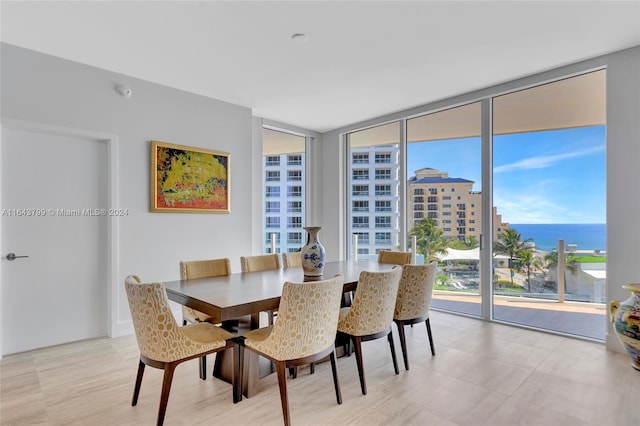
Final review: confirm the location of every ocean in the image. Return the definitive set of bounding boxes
[509,224,606,252]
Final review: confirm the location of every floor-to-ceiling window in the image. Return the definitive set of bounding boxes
[343,70,607,341]
[263,128,306,254]
[406,102,485,317]
[491,70,607,339]
[346,122,401,261]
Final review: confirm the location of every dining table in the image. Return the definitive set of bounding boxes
[163,260,394,397]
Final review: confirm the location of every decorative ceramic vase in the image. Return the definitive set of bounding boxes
[610,283,640,371]
[301,226,325,277]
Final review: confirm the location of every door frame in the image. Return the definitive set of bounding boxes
[0,118,120,357]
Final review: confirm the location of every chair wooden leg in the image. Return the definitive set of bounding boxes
[329,351,342,405]
[199,356,207,380]
[396,321,410,370]
[426,318,435,356]
[132,359,145,406]
[275,361,291,426]
[387,331,399,375]
[157,363,177,426]
[352,336,367,395]
[309,363,315,374]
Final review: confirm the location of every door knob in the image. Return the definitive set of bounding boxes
[6,253,29,261]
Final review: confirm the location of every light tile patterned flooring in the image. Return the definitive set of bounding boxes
[1,311,638,425]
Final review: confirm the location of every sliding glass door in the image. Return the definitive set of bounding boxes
[406,102,488,317]
[491,70,607,339]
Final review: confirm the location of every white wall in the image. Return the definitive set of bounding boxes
[604,45,640,351]
[0,43,256,343]
[321,46,640,352]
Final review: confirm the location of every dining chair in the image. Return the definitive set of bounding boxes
[240,274,345,426]
[377,250,412,265]
[124,275,241,426]
[179,257,232,380]
[393,262,438,370]
[282,252,302,268]
[180,258,231,326]
[240,253,281,272]
[336,267,403,395]
[240,253,281,325]
[282,250,312,377]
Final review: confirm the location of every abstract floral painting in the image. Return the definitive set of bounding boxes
[151,141,230,213]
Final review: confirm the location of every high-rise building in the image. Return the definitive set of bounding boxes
[263,152,305,254]
[407,168,508,241]
[348,145,400,260]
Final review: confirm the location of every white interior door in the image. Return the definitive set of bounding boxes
[1,126,108,354]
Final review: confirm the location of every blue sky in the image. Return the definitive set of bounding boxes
[406,126,606,224]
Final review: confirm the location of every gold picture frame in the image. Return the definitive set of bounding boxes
[151,141,230,213]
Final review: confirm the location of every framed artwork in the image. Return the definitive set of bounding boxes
[151,141,230,213]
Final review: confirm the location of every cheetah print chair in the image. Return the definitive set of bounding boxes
[125,275,240,426]
[240,274,345,426]
[393,261,438,370]
[337,266,403,395]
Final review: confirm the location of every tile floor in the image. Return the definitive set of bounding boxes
[1,311,638,425]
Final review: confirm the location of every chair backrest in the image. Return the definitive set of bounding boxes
[249,274,345,360]
[125,275,212,362]
[377,250,412,265]
[180,258,231,279]
[340,267,403,336]
[240,253,281,272]
[282,252,302,268]
[394,262,438,321]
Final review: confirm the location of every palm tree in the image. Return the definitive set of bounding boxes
[408,217,449,260]
[493,228,532,286]
[517,248,542,292]
[544,249,579,293]
[465,235,479,249]
[448,235,479,250]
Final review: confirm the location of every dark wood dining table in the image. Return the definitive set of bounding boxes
[163,260,394,397]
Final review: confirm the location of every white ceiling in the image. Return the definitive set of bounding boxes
[1,1,639,133]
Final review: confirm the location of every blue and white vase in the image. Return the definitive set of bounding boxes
[301,226,325,277]
[610,283,640,370]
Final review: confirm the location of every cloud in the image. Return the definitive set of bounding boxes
[495,192,568,223]
[494,182,604,224]
[494,145,604,173]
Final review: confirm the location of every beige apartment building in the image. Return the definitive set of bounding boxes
[407,168,508,241]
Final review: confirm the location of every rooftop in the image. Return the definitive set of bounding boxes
[410,177,474,184]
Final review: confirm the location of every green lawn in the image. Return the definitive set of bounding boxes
[574,255,607,263]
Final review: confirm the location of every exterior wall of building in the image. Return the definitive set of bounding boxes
[263,153,306,254]
[407,168,506,241]
[493,206,509,236]
[348,145,400,260]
